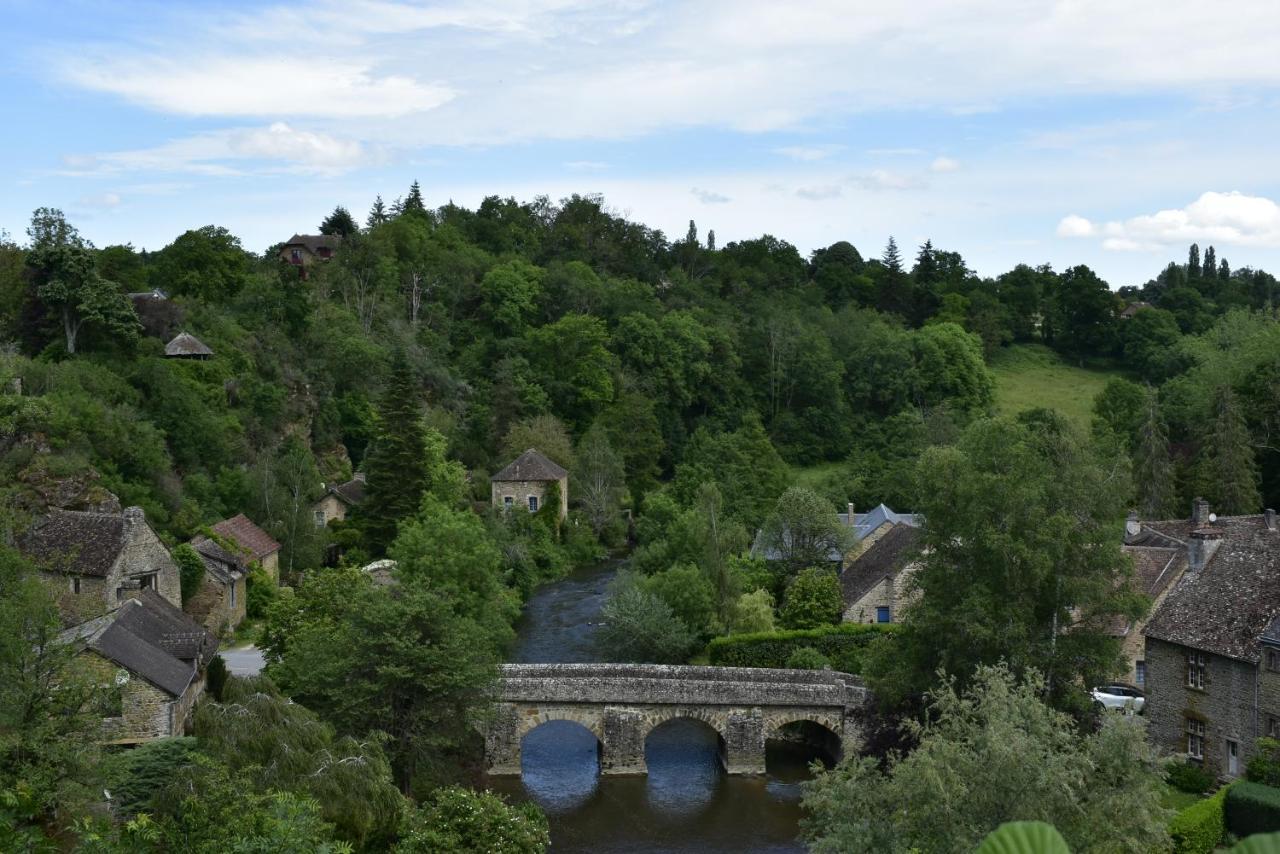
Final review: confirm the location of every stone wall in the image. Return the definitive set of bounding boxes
[1146,637,1257,779]
[843,564,918,624]
[115,510,181,609]
[184,574,246,635]
[260,551,279,583]
[314,494,347,527]
[491,477,569,520]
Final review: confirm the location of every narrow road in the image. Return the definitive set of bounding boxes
[221,644,265,677]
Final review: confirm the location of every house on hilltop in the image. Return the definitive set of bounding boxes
[60,589,217,743]
[184,536,248,634]
[841,524,922,624]
[211,513,281,582]
[163,332,213,360]
[1140,500,1280,780]
[279,234,340,268]
[491,449,568,520]
[20,506,181,625]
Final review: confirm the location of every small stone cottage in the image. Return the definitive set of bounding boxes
[491,449,569,520]
[211,514,281,583]
[279,234,340,267]
[841,524,922,624]
[21,507,181,624]
[60,588,217,743]
[184,536,248,634]
[312,474,366,527]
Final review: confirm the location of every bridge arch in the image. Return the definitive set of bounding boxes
[765,713,845,769]
[642,709,729,772]
[515,707,606,744]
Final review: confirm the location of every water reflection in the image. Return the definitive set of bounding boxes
[644,718,722,816]
[520,720,600,813]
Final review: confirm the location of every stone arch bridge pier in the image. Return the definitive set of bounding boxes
[483,663,869,776]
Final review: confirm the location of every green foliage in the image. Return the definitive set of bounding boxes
[1170,785,1228,854]
[1167,759,1215,794]
[205,655,228,702]
[101,737,199,818]
[1250,739,1280,788]
[394,787,549,853]
[1228,782,1280,839]
[672,416,789,528]
[639,563,716,636]
[1196,385,1262,515]
[1233,832,1280,853]
[172,543,205,605]
[779,567,842,629]
[976,821,1070,854]
[707,623,893,674]
[598,580,698,664]
[784,646,831,670]
[246,567,276,619]
[728,588,776,634]
[500,415,577,472]
[359,353,429,553]
[801,664,1171,854]
[759,487,851,574]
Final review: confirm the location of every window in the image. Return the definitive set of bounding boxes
[1136,660,1146,686]
[230,582,237,609]
[139,573,156,591]
[1268,649,1280,673]
[314,509,326,528]
[1186,718,1205,759]
[116,586,125,602]
[70,576,80,594]
[876,606,892,623]
[1228,739,1240,776]
[290,248,302,262]
[528,495,539,512]
[1269,716,1280,738]
[1187,650,1207,689]
[503,496,514,509]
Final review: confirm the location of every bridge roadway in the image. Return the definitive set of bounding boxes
[482,663,869,776]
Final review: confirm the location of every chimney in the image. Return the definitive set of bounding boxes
[122,506,145,536]
[1187,526,1224,573]
[1266,509,1277,532]
[354,472,367,483]
[1124,510,1141,544]
[1191,498,1211,528]
[847,503,855,527]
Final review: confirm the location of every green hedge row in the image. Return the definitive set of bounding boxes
[707,623,897,673]
[1228,782,1280,839]
[1170,785,1228,854]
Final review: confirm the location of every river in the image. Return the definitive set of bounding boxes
[487,560,814,853]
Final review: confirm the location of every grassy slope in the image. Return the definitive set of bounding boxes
[988,344,1125,430]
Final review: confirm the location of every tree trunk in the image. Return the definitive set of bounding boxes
[63,307,79,354]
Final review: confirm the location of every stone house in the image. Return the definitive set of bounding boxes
[312,473,366,527]
[184,536,247,634]
[279,234,340,268]
[841,524,922,624]
[163,332,213,360]
[60,588,217,744]
[20,507,181,625]
[1142,501,1280,780]
[491,449,569,520]
[1113,511,1190,689]
[750,502,921,568]
[211,513,281,583]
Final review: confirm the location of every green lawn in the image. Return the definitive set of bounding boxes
[789,461,844,490]
[1160,784,1204,812]
[988,344,1126,430]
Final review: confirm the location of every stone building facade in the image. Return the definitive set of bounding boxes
[212,513,281,583]
[491,449,569,520]
[841,524,921,624]
[184,537,247,635]
[312,474,365,527]
[21,506,181,624]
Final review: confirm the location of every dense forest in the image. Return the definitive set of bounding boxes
[2,185,1280,850]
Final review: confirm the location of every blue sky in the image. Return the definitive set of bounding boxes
[5,0,1280,287]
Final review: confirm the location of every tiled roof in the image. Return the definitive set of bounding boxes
[1144,515,1280,663]
[752,503,921,562]
[329,476,366,505]
[841,525,921,608]
[283,234,341,254]
[211,514,280,561]
[1108,544,1187,637]
[20,509,127,577]
[164,332,213,357]
[190,536,246,584]
[491,449,568,482]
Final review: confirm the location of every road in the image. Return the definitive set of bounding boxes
[221,644,265,677]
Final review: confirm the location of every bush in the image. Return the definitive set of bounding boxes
[1228,782,1280,839]
[779,567,842,629]
[1168,759,1216,794]
[598,584,698,663]
[205,655,228,702]
[1248,738,1280,787]
[707,623,895,674]
[784,646,830,670]
[246,567,276,619]
[394,786,549,853]
[1171,785,1228,854]
[101,737,200,817]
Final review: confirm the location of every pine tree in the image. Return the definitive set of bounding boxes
[1203,246,1216,281]
[366,195,388,228]
[358,353,430,553]
[913,239,938,287]
[319,206,358,238]
[1219,258,1231,281]
[1133,389,1176,518]
[1197,385,1261,515]
[402,181,426,215]
[1187,243,1201,283]
[883,236,903,273]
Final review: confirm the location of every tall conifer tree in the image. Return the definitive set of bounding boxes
[366,195,388,228]
[1197,385,1261,515]
[1187,243,1201,285]
[402,181,427,215]
[359,353,430,552]
[1134,389,1176,518]
[1203,245,1217,281]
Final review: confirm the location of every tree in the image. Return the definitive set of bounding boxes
[1196,385,1262,515]
[598,580,697,663]
[729,589,775,634]
[779,567,843,629]
[1134,389,1178,518]
[760,487,852,574]
[26,209,138,354]
[523,313,616,429]
[359,354,429,553]
[173,543,205,605]
[401,181,427,216]
[479,260,543,335]
[868,417,1144,712]
[802,664,1171,854]
[695,482,748,625]
[153,225,251,303]
[1187,243,1202,284]
[640,563,716,636]
[671,416,789,528]
[576,422,626,536]
[1045,265,1117,363]
[253,435,324,578]
[395,787,548,853]
[367,196,389,228]
[1091,377,1146,452]
[1121,307,1182,381]
[319,206,358,239]
[500,414,576,472]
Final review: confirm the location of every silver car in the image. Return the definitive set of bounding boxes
[1092,683,1145,713]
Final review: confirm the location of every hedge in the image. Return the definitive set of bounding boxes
[1170,785,1228,854]
[1228,782,1280,839]
[707,623,897,673]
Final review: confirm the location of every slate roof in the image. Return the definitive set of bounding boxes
[190,536,246,584]
[491,449,569,482]
[841,524,922,608]
[164,332,214,357]
[1108,544,1187,637]
[20,509,127,577]
[328,476,366,506]
[752,503,921,563]
[1144,515,1280,663]
[211,514,280,561]
[283,234,341,254]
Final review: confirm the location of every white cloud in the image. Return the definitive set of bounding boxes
[63,123,373,177]
[796,184,842,200]
[930,156,960,173]
[691,187,731,204]
[1060,191,1280,250]
[79,192,121,209]
[774,144,844,161]
[854,169,926,191]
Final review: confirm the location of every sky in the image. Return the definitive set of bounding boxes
[5,0,1280,288]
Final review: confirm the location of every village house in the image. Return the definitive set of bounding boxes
[211,513,281,583]
[491,449,569,520]
[279,234,340,268]
[1114,510,1191,689]
[841,524,923,624]
[1141,500,1280,780]
[59,589,217,744]
[163,331,214,360]
[751,502,922,568]
[313,473,366,527]
[183,536,248,634]
[20,506,181,625]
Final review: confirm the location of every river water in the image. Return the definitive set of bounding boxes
[487,560,814,853]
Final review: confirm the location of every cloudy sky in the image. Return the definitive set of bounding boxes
[5,0,1280,286]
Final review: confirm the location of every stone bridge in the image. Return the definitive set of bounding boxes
[482,663,869,776]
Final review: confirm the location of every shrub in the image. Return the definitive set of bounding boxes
[785,646,830,670]
[1168,759,1216,794]
[102,737,200,817]
[779,567,842,629]
[707,623,895,674]
[1248,738,1280,787]
[1171,785,1228,854]
[729,589,775,634]
[246,567,276,619]
[1227,782,1280,839]
[598,584,698,663]
[394,786,549,853]
[173,543,205,606]
[205,655,228,702]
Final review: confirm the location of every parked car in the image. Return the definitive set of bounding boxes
[1091,684,1145,713]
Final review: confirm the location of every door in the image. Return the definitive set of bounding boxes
[1227,740,1239,776]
